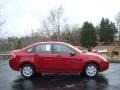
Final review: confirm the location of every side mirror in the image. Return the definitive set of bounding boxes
[70,52,76,56]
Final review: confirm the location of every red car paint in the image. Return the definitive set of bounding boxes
[9,42,109,73]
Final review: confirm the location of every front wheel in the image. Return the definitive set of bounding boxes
[83,63,98,78]
[20,64,35,78]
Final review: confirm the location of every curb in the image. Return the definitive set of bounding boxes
[108,58,120,63]
[109,60,120,63]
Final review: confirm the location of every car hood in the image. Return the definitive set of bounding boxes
[83,52,101,57]
[11,49,24,54]
[81,52,108,61]
[12,49,21,52]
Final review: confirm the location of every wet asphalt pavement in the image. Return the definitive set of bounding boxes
[0,60,120,90]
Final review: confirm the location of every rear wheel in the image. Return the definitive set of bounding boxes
[20,64,35,78]
[83,63,98,78]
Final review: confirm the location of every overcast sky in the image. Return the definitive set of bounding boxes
[0,0,120,37]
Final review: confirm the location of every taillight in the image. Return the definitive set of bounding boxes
[11,53,16,58]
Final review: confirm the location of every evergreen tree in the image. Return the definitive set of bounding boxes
[99,18,117,43]
[80,22,97,51]
[15,38,23,49]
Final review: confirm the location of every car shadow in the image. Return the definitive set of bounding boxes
[11,73,109,90]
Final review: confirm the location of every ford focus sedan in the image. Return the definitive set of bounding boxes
[9,42,109,78]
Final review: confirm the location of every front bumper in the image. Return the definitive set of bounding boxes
[99,61,109,72]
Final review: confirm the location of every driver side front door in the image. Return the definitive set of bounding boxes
[52,44,82,72]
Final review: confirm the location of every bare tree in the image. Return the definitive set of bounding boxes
[0,20,4,37]
[0,7,5,38]
[116,12,120,25]
[116,12,120,41]
[42,5,65,41]
[61,24,81,45]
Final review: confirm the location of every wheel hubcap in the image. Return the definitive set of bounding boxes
[86,65,97,77]
[22,66,33,77]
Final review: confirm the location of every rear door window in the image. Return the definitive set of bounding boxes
[35,44,51,53]
[26,44,52,54]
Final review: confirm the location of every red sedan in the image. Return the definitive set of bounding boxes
[9,42,109,78]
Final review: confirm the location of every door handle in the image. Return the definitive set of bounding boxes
[34,53,39,57]
[56,55,62,58]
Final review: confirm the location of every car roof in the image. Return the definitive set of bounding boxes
[32,41,67,45]
[22,41,81,53]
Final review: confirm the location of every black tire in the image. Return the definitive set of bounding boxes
[83,63,98,78]
[34,73,42,78]
[20,64,35,78]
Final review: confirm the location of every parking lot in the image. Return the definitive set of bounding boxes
[0,60,120,90]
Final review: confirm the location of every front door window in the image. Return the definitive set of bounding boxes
[53,44,71,54]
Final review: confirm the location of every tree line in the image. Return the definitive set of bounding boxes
[0,6,119,51]
[0,17,116,51]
